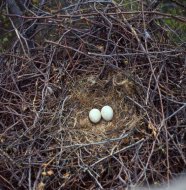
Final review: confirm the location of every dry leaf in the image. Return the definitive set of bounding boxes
[37,182,45,190]
[47,170,54,176]
[63,172,70,179]
[41,171,47,176]
[148,122,157,137]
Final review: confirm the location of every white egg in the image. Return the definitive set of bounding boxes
[101,105,114,121]
[89,108,101,123]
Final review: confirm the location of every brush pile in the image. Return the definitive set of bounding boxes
[0,1,186,189]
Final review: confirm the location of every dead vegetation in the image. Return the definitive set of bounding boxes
[0,1,186,189]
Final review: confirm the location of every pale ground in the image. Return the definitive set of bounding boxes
[135,176,186,190]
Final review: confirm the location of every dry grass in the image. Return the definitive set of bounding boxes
[67,72,142,143]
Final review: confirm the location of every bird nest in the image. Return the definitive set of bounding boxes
[0,1,186,190]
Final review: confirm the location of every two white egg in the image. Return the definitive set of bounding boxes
[89,106,113,123]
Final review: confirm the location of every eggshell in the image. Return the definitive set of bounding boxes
[101,106,113,121]
[89,108,101,123]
